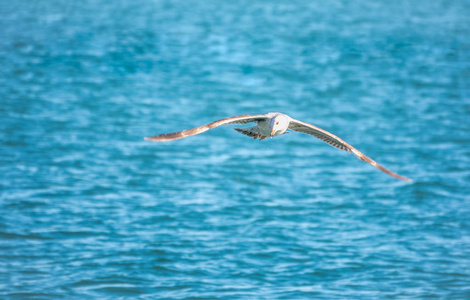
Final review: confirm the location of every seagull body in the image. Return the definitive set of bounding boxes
[145,112,412,182]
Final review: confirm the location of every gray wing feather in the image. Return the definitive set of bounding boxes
[288,120,352,152]
[145,114,268,142]
[288,119,412,182]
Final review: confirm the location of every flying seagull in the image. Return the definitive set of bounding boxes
[145,112,412,182]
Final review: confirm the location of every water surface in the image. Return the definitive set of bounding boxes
[1,0,470,298]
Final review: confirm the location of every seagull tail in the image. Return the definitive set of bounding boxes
[234,127,265,140]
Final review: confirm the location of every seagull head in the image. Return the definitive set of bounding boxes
[270,115,290,137]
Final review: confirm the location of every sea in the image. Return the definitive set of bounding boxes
[1,0,469,299]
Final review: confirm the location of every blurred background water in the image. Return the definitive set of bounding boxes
[1,0,470,299]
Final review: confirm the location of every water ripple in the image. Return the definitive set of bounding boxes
[2,0,470,299]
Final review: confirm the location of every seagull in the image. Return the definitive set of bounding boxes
[145,112,412,182]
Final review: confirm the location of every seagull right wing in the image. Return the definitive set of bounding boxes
[288,118,412,182]
[145,114,268,142]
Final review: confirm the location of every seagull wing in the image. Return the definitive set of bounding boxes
[145,114,268,142]
[288,118,412,182]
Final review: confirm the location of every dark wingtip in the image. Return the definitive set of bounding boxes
[380,168,413,183]
[401,176,413,183]
[144,136,162,141]
[144,134,179,142]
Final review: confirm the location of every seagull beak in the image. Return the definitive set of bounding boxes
[270,129,275,137]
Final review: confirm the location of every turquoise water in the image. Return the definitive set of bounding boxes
[1,0,470,298]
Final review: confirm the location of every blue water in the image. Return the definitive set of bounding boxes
[1,0,470,298]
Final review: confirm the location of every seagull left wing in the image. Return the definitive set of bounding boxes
[288,118,412,182]
[145,114,268,142]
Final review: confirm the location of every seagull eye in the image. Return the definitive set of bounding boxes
[275,122,279,125]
